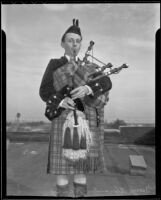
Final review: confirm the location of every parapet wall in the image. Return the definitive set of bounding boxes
[7,125,155,145]
[7,131,49,142]
[119,126,155,145]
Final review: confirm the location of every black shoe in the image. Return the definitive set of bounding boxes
[56,183,69,197]
[73,182,87,197]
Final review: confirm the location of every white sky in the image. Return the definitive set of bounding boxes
[2,3,160,123]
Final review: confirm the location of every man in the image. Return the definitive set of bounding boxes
[39,19,112,197]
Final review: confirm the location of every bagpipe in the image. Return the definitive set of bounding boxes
[45,41,129,162]
[71,41,129,107]
[80,40,129,80]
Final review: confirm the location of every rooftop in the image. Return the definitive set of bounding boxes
[7,141,155,197]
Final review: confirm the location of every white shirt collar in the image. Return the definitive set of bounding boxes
[65,54,79,62]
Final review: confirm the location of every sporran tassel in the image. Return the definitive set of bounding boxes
[63,127,72,149]
[80,135,87,149]
[73,126,80,150]
[72,109,80,150]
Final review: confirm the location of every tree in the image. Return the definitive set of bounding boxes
[16,113,21,119]
[105,119,127,129]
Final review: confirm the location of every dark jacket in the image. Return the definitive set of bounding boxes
[39,56,112,120]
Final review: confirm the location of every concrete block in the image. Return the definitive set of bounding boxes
[129,155,147,176]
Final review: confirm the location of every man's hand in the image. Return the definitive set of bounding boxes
[70,86,89,99]
[60,97,75,110]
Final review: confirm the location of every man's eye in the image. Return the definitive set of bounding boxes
[67,39,72,42]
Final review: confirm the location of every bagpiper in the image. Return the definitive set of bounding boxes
[39,19,112,197]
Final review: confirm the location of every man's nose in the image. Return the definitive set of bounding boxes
[73,41,77,46]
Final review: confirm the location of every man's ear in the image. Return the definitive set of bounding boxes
[61,41,65,48]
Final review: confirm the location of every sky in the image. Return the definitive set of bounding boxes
[2,3,160,123]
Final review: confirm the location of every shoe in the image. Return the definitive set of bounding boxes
[73,182,87,197]
[56,183,69,197]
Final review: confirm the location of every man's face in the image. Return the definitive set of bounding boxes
[61,33,82,57]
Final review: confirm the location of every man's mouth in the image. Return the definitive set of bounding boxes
[72,49,77,56]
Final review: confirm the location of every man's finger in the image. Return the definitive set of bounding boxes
[72,93,84,99]
[67,105,75,110]
[72,90,84,96]
[68,100,75,106]
[67,102,74,107]
[71,93,79,99]
[62,102,74,109]
[70,88,80,94]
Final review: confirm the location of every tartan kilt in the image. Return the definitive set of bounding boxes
[47,104,106,175]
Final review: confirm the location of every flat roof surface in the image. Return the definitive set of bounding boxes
[7,142,155,197]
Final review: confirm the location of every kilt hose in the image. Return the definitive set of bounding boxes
[47,105,106,175]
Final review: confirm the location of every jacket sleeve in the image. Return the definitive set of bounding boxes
[84,75,112,108]
[39,57,68,102]
[86,75,112,98]
[39,57,68,120]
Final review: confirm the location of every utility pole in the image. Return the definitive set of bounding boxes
[15,112,21,131]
